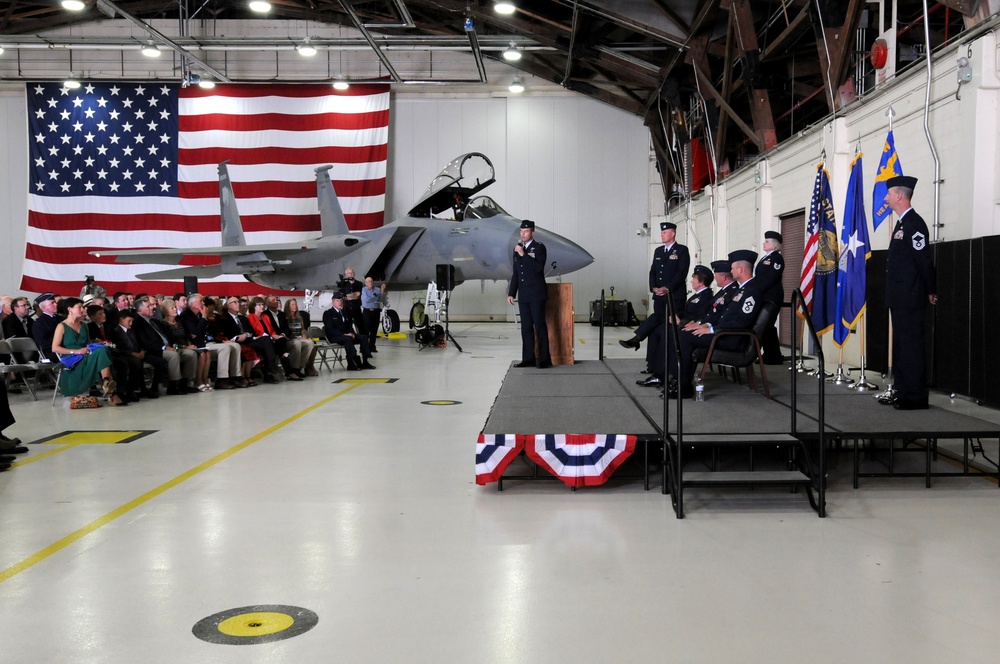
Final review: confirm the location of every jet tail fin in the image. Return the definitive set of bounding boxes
[219,161,248,247]
[316,165,351,237]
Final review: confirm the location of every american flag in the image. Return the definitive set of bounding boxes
[798,164,825,314]
[23,82,390,295]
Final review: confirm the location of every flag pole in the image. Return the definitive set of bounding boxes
[852,312,878,390]
[828,344,855,385]
[794,317,811,372]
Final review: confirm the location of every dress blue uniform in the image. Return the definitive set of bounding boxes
[754,231,785,363]
[885,176,936,409]
[508,220,551,367]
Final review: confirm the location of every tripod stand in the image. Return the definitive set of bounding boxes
[436,288,463,352]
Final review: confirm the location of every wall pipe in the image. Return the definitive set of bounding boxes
[921,0,942,241]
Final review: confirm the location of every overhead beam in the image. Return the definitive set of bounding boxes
[731,0,777,150]
[693,63,764,151]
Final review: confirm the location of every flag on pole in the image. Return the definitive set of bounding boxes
[23,81,390,295]
[834,153,871,347]
[799,164,838,336]
[872,129,903,231]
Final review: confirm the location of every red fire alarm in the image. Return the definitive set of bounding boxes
[870,39,889,70]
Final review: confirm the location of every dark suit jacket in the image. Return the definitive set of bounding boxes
[219,312,254,342]
[323,307,353,341]
[87,321,110,342]
[680,288,714,325]
[649,242,690,314]
[131,316,169,356]
[2,314,32,340]
[107,324,140,355]
[507,241,548,303]
[178,309,209,346]
[32,313,62,361]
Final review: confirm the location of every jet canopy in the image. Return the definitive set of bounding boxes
[407,152,496,219]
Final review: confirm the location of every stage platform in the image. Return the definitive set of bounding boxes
[479,357,1000,502]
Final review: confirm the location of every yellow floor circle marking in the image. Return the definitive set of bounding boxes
[193,605,319,645]
[217,612,295,637]
[421,400,462,406]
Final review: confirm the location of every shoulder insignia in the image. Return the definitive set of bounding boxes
[912,231,926,251]
[773,262,781,270]
[742,296,756,314]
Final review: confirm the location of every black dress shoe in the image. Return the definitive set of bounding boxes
[639,369,653,375]
[763,356,785,365]
[361,361,376,370]
[537,360,552,369]
[637,376,663,387]
[515,361,535,368]
[618,338,640,350]
[894,400,929,411]
[1,435,23,446]
[877,395,897,406]
[263,375,280,383]
[141,389,160,399]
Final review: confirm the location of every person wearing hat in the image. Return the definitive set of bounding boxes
[664,250,763,397]
[619,221,690,377]
[80,275,107,301]
[755,230,785,364]
[507,220,552,368]
[883,175,937,410]
[31,292,63,362]
[323,292,375,371]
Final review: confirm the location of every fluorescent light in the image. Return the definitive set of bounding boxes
[508,77,524,93]
[0,47,4,56]
[141,43,161,57]
[198,79,216,89]
[502,43,521,62]
[62,0,86,11]
[494,1,516,15]
[249,1,271,13]
[296,43,317,57]
[64,78,81,89]
[333,79,350,91]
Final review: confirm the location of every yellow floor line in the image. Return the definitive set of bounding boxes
[9,443,83,468]
[0,383,363,584]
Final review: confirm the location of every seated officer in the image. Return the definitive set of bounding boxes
[323,292,375,371]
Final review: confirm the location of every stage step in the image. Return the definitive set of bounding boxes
[680,433,801,446]
[682,470,812,487]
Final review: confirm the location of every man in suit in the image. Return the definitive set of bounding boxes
[506,219,552,368]
[105,309,149,402]
[219,296,281,383]
[323,293,374,371]
[3,297,38,363]
[31,292,62,362]
[883,175,937,410]
[132,296,196,394]
[755,230,785,364]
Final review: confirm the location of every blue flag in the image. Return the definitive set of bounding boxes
[811,166,838,337]
[834,154,871,347]
[872,130,903,230]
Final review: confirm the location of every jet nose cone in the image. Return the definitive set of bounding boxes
[545,233,594,276]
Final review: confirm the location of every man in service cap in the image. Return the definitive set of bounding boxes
[883,175,937,410]
[755,230,785,364]
[507,219,552,368]
[31,292,62,361]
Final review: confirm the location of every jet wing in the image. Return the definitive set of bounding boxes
[135,264,226,280]
[91,236,367,265]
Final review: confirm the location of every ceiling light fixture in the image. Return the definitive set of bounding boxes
[0,47,4,56]
[502,42,521,62]
[61,0,86,11]
[508,77,524,93]
[494,1,516,15]
[248,1,271,13]
[64,78,81,89]
[199,79,216,89]
[296,42,317,57]
[333,79,350,91]
[141,42,161,57]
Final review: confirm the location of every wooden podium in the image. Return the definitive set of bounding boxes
[543,283,575,365]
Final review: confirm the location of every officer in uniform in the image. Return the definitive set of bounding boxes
[883,175,937,410]
[668,250,762,398]
[507,220,552,368]
[678,265,714,326]
[619,221,690,380]
[754,230,785,364]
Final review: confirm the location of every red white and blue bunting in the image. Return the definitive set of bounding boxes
[475,433,523,485]
[476,433,637,488]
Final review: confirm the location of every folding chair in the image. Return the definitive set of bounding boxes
[0,339,41,399]
[308,325,345,372]
[3,337,62,401]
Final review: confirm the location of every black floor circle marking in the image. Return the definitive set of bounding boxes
[192,605,318,645]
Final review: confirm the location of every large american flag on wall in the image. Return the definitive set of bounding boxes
[23,82,390,295]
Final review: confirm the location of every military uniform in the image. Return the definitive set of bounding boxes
[649,241,690,318]
[755,232,785,363]
[508,221,551,367]
[887,206,936,408]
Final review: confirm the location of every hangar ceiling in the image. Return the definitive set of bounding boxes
[0,0,994,195]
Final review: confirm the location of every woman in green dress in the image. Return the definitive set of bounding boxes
[51,297,125,406]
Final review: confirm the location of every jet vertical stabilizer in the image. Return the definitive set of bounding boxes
[219,161,247,247]
[316,165,351,237]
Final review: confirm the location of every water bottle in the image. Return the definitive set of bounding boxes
[694,377,705,402]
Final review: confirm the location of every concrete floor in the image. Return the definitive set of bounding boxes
[2,322,1000,663]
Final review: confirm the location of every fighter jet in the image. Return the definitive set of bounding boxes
[92,153,594,292]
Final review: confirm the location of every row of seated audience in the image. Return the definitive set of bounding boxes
[0,289,383,408]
